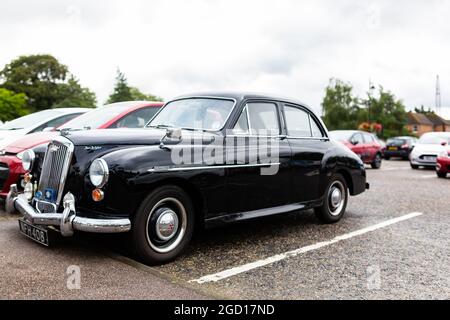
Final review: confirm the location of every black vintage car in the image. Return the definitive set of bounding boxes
[7,92,369,265]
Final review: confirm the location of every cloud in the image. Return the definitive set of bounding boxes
[1,0,450,114]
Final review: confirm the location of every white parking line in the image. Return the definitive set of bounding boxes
[420,175,436,179]
[380,167,411,172]
[190,212,423,284]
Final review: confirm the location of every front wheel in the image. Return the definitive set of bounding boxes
[437,172,447,178]
[132,185,195,265]
[411,163,419,169]
[371,153,382,169]
[315,174,348,224]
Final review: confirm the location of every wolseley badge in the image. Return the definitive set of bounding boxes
[44,188,55,202]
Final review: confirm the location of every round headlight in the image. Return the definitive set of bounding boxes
[21,149,35,171]
[89,159,109,188]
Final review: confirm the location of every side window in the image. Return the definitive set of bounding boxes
[351,133,364,145]
[310,117,324,138]
[111,107,160,128]
[232,106,249,134]
[363,133,374,143]
[284,106,311,137]
[247,102,280,135]
[31,113,82,133]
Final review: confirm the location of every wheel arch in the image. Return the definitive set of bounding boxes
[133,177,206,229]
[336,168,354,195]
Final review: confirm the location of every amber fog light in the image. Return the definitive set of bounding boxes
[24,173,32,184]
[92,189,104,202]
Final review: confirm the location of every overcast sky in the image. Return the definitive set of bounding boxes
[1,0,450,115]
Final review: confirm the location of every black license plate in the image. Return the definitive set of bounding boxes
[18,219,49,247]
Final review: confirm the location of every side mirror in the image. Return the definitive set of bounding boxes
[166,128,182,140]
[42,127,55,132]
[441,141,448,147]
[351,140,359,145]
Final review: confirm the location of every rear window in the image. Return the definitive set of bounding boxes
[387,138,406,145]
[418,134,450,145]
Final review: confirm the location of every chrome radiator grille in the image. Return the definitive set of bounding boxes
[36,138,74,212]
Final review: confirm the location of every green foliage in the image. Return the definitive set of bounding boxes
[414,105,433,115]
[0,88,28,122]
[107,69,163,103]
[363,87,409,139]
[107,69,133,103]
[321,78,408,139]
[0,54,68,111]
[53,76,97,108]
[130,87,163,102]
[322,79,361,130]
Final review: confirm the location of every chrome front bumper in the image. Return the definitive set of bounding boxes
[6,184,131,237]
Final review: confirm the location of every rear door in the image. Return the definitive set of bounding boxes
[350,133,365,160]
[283,104,330,202]
[362,132,378,161]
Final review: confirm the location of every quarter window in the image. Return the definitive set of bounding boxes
[310,118,324,138]
[284,105,314,137]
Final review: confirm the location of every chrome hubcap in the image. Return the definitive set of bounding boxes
[146,197,187,254]
[155,209,179,241]
[328,181,346,216]
[330,188,342,208]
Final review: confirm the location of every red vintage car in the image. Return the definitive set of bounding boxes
[329,130,383,169]
[0,101,163,198]
[436,150,450,178]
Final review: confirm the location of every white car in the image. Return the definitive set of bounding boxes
[0,108,88,150]
[410,132,450,169]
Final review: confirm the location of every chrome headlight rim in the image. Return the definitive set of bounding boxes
[89,158,109,188]
[21,149,36,171]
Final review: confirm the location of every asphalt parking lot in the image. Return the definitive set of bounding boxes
[1,160,449,300]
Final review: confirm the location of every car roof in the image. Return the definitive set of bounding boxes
[172,91,313,111]
[100,101,163,109]
[50,107,91,113]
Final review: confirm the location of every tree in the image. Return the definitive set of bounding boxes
[0,88,28,122]
[130,87,163,102]
[107,69,133,103]
[0,54,68,111]
[362,87,408,139]
[107,69,163,104]
[414,105,433,115]
[322,78,361,130]
[52,76,97,108]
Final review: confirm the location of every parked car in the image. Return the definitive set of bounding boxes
[384,136,418,160]
[0,108,88,150]
[0,101,163,199]
[7,92,369,265]
[376,137,387,158]
[436,150,450,178]
[410,132,450,169]
[329,130,383,169]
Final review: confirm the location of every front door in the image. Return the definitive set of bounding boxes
[225,101,292,214]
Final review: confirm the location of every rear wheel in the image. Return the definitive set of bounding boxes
[371,153,382,169]
[437,172,447,178]
[315,174,348,224]
[132,185,195,265]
